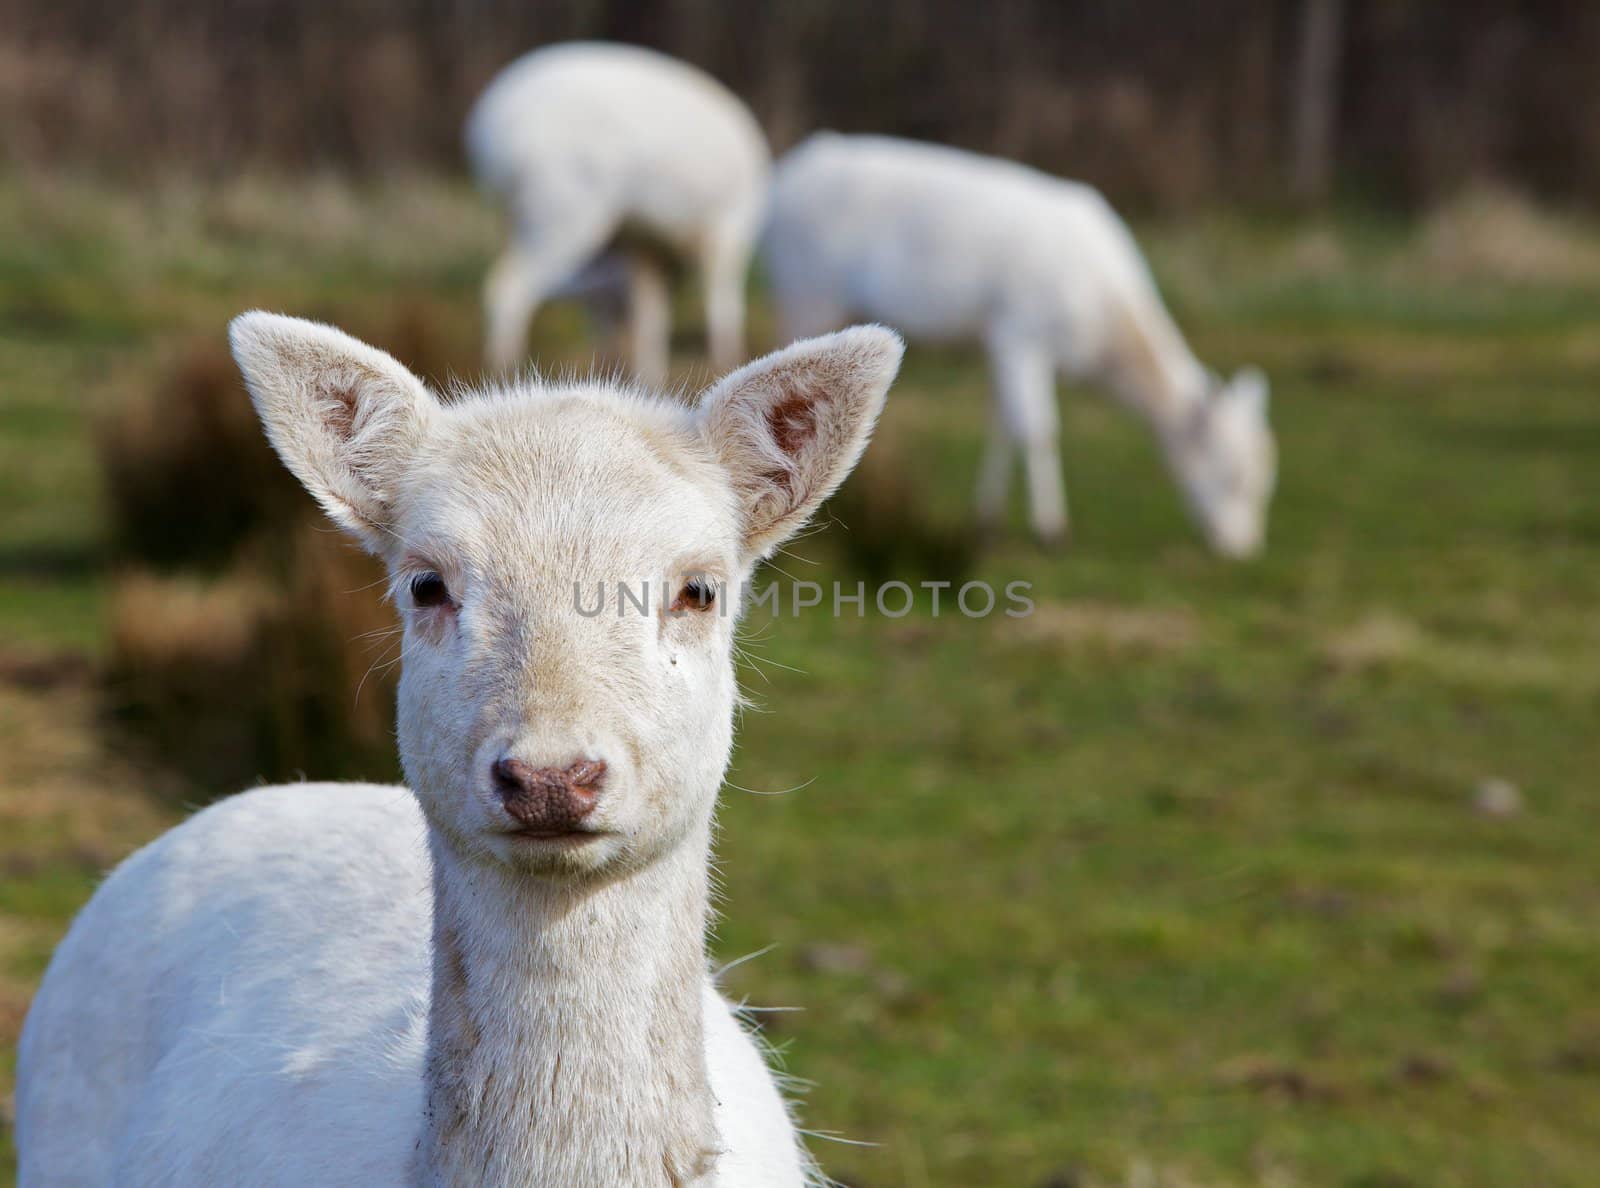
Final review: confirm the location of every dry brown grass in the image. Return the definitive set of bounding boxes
[1410,185,1600,286]
[1320,611,1425,673]
[1006,599,1200,657]
[0,667,171,843]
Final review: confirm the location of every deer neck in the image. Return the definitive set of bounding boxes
[416,826,719,1188]
[1105,293,1210,441]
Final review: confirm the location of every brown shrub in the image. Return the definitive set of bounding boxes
[820,439,978,585]
[98,341,302,569]
[106,528,400,797]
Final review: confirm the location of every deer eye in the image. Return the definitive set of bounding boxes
[670,577,717,614]
[410,571,452,609]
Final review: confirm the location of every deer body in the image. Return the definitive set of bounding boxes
[467,43,771,383]
[763,133,1276,557]
[18,314,904,1187]
[19,785,792,1185]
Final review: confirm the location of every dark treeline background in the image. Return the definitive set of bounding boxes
[2,0,1597,210]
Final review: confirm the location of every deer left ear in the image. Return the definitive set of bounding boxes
[697,326,904,560]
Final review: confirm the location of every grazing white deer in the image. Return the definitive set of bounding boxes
[763,133,1277,558]
[467,42,771,385]
[17,312,904,1186]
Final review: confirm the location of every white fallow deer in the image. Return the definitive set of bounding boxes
[467,42,771,386]
[763,133,1278,558]
[16,312,904,1187]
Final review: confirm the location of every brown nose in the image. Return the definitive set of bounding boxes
[492,757,606,833]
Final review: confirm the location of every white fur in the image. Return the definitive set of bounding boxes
[467,42,771,384]
[17,313,904,1187]
[763,133,1278,557]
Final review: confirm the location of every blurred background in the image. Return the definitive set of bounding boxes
[8,0,1600,208]
[1,2,1597,1185]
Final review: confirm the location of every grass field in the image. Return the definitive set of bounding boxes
[2,174,1598,1187]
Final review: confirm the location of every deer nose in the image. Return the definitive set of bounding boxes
[492,757,606,833]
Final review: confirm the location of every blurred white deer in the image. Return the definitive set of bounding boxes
[17,312,905,1186]
[467,43,771,384]
[763,133,1277,557]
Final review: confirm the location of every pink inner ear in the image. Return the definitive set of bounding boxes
[320,378,360,442]
[764,388,818,458]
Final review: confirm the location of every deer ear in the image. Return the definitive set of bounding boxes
[229,312,435,554]
[1228,366,1270,418]
[697,326,904,559]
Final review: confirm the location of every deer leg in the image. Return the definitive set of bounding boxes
[625,253,673,388]
[699,219,755,371]
[974,412,1015,537]
[987,333,1067,545]
[483,201,615,373]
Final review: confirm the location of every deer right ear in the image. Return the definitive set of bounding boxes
[697,326,903,561]
[229,312,436,553]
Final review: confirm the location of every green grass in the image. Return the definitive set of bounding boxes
[2,174,1598,1186]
